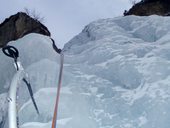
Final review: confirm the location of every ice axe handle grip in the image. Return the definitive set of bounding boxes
[2,45,19,59]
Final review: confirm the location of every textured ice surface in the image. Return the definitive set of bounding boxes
[62,15,170,128]
[1,15,170,128]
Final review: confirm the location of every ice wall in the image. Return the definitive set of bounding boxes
[1,15,170,128]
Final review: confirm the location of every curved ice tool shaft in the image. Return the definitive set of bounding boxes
[2,45,39,128]
[8,62,24,128]
[9,60,40,128]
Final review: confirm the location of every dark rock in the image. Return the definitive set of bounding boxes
[0,12,51,47]
[124,0,170,16]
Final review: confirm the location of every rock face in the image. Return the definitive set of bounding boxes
[124,0,170,16]
[0,12,51,47]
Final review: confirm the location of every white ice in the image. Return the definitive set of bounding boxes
[1,15,170,128]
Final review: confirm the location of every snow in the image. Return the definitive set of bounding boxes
[1,15,170,128]
[20,118,72,128]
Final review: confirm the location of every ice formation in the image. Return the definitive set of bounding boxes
[1,15,170,128]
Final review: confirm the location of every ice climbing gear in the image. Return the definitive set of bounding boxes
[51,53,64,128]
[8,65,23,128]
[2,45,19,70]
[2,45,40,128]
[23,78,40,115]
[2,45,39,114]
[51,44,64,128]
[2,45,19,59]
[2,45,23,128]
